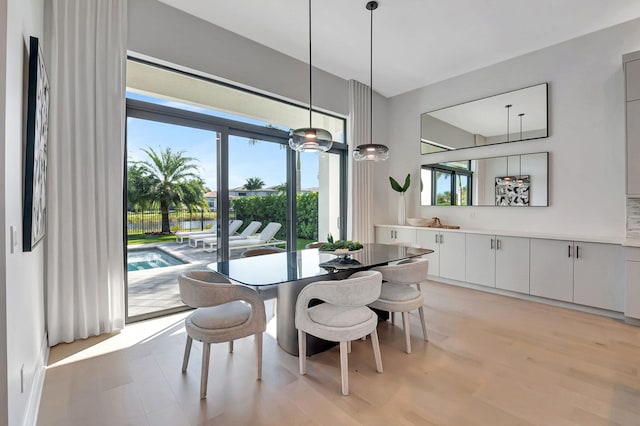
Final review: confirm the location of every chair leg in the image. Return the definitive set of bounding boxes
[298,329,306,375]
[370,328,383,373]
[229,340,234,353]
[418,306,429,341]
[340,341,349,396]
[347,340,352,354]
[402,311,412,354]
[390,312,395,324]
[182,335,193,373]
[200,342,211,399]
[255,333,263,380]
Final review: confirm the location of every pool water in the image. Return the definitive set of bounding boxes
[127,248,186,271]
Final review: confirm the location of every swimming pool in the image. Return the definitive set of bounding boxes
[127,248,186,272]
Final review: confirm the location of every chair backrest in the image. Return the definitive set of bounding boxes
[242,247,286,257]
[257,222,282,242]
[374,258,429,285]
[296,270,382,318]
[238,221,262,238]
[178,270,263,312]
[228,220,243,235]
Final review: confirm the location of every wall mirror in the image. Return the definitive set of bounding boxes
[421,152,548,207]
[420,83,548,154]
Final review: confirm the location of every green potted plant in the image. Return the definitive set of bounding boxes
[389,173,410,225]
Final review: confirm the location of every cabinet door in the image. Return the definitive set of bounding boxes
[573,242,624,312]
[530,239,573,302]
[627,100,640,196]
[625,260,640,319]
[626,59,640,101]
[495,236,530,294]
[465,234,495,287]
[416,229,440,276]
[375,227,396,244]
[395,228,417,245]
[439,231,465,281]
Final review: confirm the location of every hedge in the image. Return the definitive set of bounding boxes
[231,192,318,240]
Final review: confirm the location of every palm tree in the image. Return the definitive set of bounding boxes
[134,147,205,233]
[245,177,265,195]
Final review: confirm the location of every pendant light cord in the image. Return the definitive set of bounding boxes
[308,0,313,127]
[369,2,374,145]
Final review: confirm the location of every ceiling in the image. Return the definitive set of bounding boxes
[157,0,640,98]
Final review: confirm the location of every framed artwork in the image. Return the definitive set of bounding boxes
[23,36,50,251]
[495,175,530,206]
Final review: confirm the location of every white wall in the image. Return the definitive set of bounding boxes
[384,18,640,239]
[2,0,47,425]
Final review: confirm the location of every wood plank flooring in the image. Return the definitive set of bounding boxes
[37,281,640,425]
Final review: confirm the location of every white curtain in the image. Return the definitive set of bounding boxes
[46,0,127,346]
[349,80,374,243]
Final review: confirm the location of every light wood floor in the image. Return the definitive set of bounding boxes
[37,281,640,426]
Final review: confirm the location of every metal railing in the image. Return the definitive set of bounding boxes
[126,209,219,234]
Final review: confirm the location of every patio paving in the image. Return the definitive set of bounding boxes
[127,240,270,318]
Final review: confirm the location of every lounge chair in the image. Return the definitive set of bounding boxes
[203,222,283,253]
[187,220,243,247]
[198,221,262,249]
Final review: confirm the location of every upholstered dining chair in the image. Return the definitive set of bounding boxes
[178,270,266,399]
[241,247,286,257]
[295,270,383,396]
[304,242,325,249]
[370,258,429,354]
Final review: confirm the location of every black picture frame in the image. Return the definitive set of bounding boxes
[23,36,49,252]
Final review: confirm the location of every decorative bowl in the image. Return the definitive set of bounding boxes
[406,217,433,227]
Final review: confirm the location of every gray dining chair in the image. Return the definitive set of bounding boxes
[178,270,266,399]
[370,258,429,354]
[295,270,383,395]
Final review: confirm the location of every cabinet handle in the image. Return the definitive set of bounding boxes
[435,234,438,244]
[497,239,502,250]
[490,239,495,250]
[440,234,444,244]
[568,245,572,258]
[576,245,580,259]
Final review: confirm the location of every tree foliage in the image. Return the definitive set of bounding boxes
[245,177,265,191]
[129,146,206,233]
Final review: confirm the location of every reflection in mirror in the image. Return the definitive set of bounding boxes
[420,83,548,154]
[421,152,548,207]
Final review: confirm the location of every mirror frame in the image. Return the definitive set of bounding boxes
[420,83,549,155]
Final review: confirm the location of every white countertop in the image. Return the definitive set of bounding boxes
[623,238,640,248]
[375,224,623,245]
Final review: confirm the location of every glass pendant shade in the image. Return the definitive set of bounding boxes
[289,127,333,152]
[353,143,389,161]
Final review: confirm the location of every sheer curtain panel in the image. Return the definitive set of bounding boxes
[349,80,374,243]
[46,0,127,345]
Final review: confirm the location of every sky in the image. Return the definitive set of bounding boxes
[126,92,320,190]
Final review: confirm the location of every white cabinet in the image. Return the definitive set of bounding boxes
[626,100,640,196]
[573,242,624,312]
[624,247,640,319]
[625,58,640,101]
[531,239,624,311]
[415,229,440,276]
[438,231,465,281]
[375,226,416,245]
[465,234,529,292]
[530,239,575,302]
[465,234,495,287]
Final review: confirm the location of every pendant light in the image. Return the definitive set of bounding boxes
[353,1,389,162]
[289,0,333,152]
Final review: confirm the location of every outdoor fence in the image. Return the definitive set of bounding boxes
[127,209,218,234]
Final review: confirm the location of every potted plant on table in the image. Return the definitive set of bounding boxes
[389,173,410,225]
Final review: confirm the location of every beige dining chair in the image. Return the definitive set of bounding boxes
[370,258,429,354]
[178,270,266,399]
[295,270,383,396]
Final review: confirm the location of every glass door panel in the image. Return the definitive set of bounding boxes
[297,151,342,248]
[226,135,288,259]
[126,117,218,320]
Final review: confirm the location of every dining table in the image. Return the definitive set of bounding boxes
[207,243,433,355]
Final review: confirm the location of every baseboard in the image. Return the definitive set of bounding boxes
[427,275,626,320]
[24,333,49,426]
